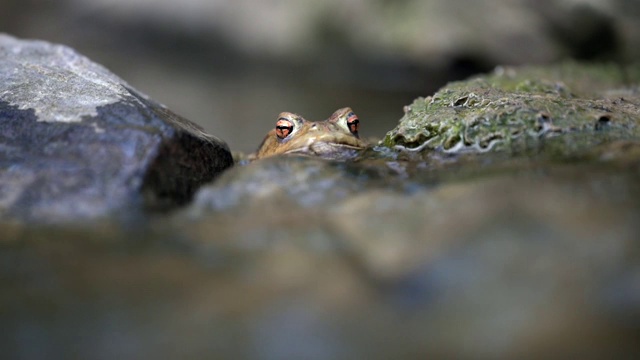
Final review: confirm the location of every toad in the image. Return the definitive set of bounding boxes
[250,107,367,160]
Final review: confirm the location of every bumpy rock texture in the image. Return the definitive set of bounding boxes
[384,62,640,155]
[0,34,233,222]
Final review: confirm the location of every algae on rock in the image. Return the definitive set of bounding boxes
[383,62,640,157]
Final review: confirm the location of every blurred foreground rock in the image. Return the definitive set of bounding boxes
[3,152,639,359]
[0,34,233,223]
[181,153,640,359]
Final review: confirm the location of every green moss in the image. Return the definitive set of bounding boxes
[383,61,640,158]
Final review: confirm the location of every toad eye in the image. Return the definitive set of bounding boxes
[346,112,359,135]
[275,118,294,139]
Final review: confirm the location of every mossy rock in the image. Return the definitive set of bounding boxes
[383,62,640,158]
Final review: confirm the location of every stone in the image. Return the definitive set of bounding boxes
[383,62,640,156]
[0,34,233,223]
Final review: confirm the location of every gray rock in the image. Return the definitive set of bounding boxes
[0,34,233,222]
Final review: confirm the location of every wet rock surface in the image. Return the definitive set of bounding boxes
[2,59,640,358]
[0,34,233,222]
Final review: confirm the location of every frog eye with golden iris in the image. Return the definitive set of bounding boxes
[346,112,359,135]
[275,117,294,139]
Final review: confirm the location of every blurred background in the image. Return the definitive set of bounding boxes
[2,0,639,152]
